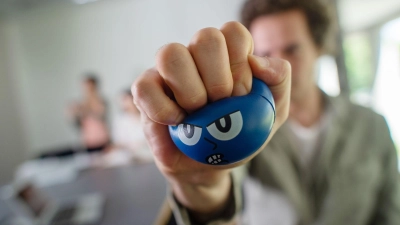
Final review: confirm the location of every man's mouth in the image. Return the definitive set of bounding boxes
[206,153,227,165]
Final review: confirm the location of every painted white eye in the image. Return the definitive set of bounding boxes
[178,124,202,146]
[206,111,243,141]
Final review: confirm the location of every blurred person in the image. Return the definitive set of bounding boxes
[108,89,153,165]
[68,74,110,153]
[133,0,400,224]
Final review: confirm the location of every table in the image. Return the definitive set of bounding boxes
[0,163,167,225]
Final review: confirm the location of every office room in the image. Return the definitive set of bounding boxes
[0,0,399,224]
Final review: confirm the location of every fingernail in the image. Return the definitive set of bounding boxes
[251,55,269,69]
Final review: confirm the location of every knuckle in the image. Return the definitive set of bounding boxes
[221,21,247,34]
[131,78,148,107]
[221,21,252,42]
[221,21,254,54]
[157,43,188,69]
[191,27,225,49]
[131,69,157,107]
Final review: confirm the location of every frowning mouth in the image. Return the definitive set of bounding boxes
[206,153,228,165]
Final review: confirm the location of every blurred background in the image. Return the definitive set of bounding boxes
[0,0,399,223]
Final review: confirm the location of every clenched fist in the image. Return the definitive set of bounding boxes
[132,21,291,222]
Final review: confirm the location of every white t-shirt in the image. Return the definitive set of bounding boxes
[287,110,331,168]
[243,110,331,225]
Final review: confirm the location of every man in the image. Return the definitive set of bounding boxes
[132,0,400,224]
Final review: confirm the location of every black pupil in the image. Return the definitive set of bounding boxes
[215,115,231,133]
[183,124,195,138]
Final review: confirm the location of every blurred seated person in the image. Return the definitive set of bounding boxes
[68,74,110,153]
[106,89,153,165]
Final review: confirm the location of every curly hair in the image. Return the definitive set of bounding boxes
[241,0,332,50]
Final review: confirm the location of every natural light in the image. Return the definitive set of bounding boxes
[372,17,400,158]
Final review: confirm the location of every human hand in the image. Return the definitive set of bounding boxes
[132,21,291,221]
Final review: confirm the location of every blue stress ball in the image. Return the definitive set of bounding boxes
[168,78,275,165]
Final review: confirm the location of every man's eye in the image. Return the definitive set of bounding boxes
[206,111,243,141]
[178,124,202,146]
[286,44,300,55]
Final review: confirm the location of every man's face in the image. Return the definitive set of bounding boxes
[83,80,96,94]
[250,10,320,101]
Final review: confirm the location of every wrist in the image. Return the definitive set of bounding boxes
[171,172,231,216]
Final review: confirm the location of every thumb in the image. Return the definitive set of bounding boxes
[248,54,291,125]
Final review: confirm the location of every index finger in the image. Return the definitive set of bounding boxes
[132,68,186,125]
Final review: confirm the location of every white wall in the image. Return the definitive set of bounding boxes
[5,0,245,156]
[339,0,400,32]
[0,18,27,185]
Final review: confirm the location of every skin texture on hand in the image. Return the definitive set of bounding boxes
[132,21,291,222]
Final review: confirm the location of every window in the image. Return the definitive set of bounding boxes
[372,17,400,155]
[344,32,375,106]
